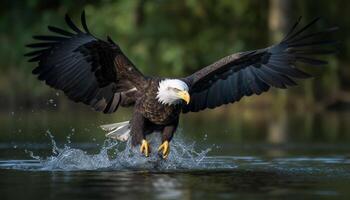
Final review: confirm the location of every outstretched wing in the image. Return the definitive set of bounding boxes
[182,18,337,113]
[25,12,146,113]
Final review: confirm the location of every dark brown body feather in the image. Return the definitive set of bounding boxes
[131,78,181,146]
[137,79,181,125]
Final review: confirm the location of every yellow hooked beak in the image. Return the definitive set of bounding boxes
[177,90,190,104]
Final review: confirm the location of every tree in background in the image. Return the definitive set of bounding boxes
[267,0,293,144]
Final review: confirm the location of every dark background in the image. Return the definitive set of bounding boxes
[0,0,349,110]
[1,2,350,199]
[0,0,349,146]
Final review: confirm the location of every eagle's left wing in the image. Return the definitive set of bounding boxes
[25,12,146,114]
[182,18,337,113]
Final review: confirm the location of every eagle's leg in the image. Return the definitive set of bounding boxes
[131,111,150,157]
[140,139,150,157]
[158,119,179,159]
[158,140,169,159]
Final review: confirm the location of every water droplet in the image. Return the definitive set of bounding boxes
[204,134,208,140]
[66,135,71,144]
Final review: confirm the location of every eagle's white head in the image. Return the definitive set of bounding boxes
[156,79,190,105]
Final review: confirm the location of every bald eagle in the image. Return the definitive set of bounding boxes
[25,12,336,158]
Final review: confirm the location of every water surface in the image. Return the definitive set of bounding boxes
[1,108,350,199]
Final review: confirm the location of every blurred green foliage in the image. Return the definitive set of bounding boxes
[0,0,349,110]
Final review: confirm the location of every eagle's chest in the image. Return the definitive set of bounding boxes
[137,83,180,125]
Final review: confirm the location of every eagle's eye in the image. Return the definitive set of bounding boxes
[172,88,181,92]
[166,87,180,92]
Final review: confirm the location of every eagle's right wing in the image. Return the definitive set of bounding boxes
[182,18,337,113]
[25,12,146,113]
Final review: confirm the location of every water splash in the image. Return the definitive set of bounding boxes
[18,131,232,171]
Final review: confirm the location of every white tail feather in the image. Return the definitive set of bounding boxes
[100,121,130,142]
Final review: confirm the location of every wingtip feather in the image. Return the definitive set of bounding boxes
[81,10,90,33]
[65,13,82,34]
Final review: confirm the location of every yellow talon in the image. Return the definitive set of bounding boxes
[140,139,150,157]
[158,140,170,159]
